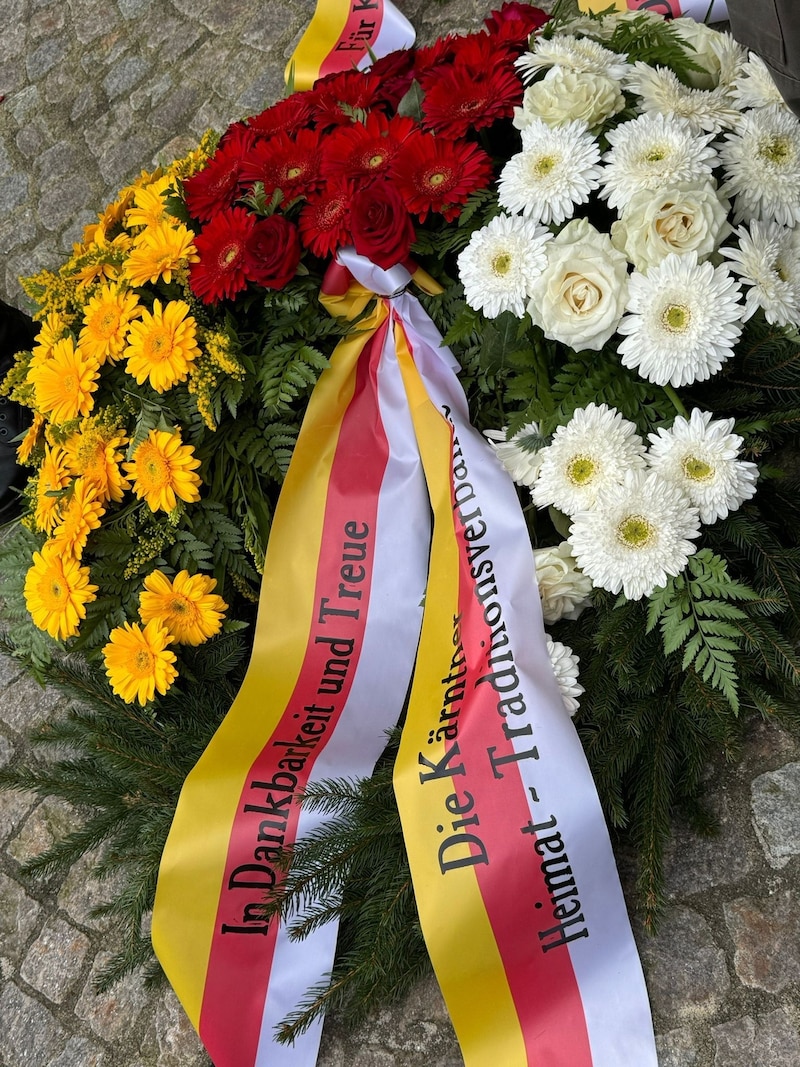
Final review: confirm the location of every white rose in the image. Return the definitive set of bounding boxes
[514,68,625,132]
[611,181,732,271]
[670,19,736,90]
[528,218,629,351]
[533,541,593,623]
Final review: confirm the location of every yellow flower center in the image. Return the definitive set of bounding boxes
[368,153,385,168]
[144,326,172,361]
[491,252,513,276]
[534,155,557,177]
[92,307,120,337]
[566,454,597,486]
[222,244,240,266]
[682,454,714,482]
[644,147,667,163]
[759,136,792,166]
[44,577,67,608]
[662,304,691,332]
[287,166,302,179]
[617,514,655,549]
[428,171,447,187]
[134,648,155,675]
[169,595,194,617]
[138,445,172,491]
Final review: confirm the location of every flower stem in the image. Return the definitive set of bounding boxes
[663,384,688,419]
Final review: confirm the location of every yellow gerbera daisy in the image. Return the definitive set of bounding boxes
[24,541,97,641]
[49,477,105,559]
[34,443,71,533]
[124,299,200,393]
[124,429,202,512]
[17,412,45,465]
[102,619,178,705]
[125,175,175,230]
[123,221,198,287]
[30,312,69,368]
[78,284,142,365]
[28,338,100,425]
[63,418,130,503]
[139,569,228,645]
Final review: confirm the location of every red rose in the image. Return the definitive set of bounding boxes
[244,215,302,289]
[349,181,415,270]
[484,2,550,41]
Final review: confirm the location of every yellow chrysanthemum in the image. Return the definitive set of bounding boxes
[34,443,71,533]
[62,418,130,503]
[17,412,45,465]
[125,175,175,230]
[123,221,198,287]
[78,284,142,365]
[102,619,178,705]
[124,299,200,392]
[48,477,105,559]
[24,541,97,641]
[139,569,228,645]
[124,429,202,512]
[29,338,100,425]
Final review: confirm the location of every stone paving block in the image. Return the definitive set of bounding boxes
[8,795,83,866]
[751,762,800,869]
[0,982,70,1067]
[1,669,63,733]
[636,905,730,1022]
[712,1008,800,1066]
[137,986,210,1067]
[48,1036,106,1067]
[724,889,800,992]
[0,872,42,965]
[20,917,91,1003]
[57,848,126,930]
[74,948,151,1040]
[656,1026,701,1066]
[664,791,754,898]
[0,786,39,848]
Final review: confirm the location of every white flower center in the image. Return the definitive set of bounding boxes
[566,453,598,486]
[758,135,793,167]
[661,303,692,332]
[563,274,602,315]
[531,153,559,179]
[682,453,715,482]
[491,251,513,276]
[616,513,656,549]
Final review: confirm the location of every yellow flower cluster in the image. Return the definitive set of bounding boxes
[188,329,246,430]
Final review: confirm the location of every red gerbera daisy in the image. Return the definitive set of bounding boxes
[368,48,417,109]
[484,2,550,47]
[298,180,353,259]
[309,69,385,128]
[184,125,255,222]
[391,133,493,222]
[239,127,322,204]
[422,62,523,140]
[247,94,316,140]
[189,206,255,304]
[322,112,416,184]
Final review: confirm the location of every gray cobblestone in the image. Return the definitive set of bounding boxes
[724,889,800,992]
[20,918,91,1004]
[74,948,151,1040]
[0,983,69,1067]
[712,1009,800,1067]
[0,873,42,965]
[751,761,800,868]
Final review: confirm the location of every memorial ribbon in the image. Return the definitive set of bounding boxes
[578,0,728,20]
[152,247,659,1067]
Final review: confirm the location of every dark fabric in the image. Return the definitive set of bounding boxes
[726,0,800,117]
[0,299,36,520]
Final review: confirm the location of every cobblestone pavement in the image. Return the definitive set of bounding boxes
[2,1,800,1065]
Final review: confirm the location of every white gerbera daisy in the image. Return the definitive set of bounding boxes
[730,51,787,111]
[498,119,603,225]
[515,34,629,84]
[568,469,700,601]
[646,409,758,524]
[484,422,547,488]
[601,113,718,211]
[457,214,551,319]
[719,105,800,226]
[720,221,800,326]
[531,403,647,517]
[533,542,593,623]
[546,637,584,717]
[617,252,743,388]
[624,62,740,134]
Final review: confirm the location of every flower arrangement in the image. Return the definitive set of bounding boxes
[4,0,800,1016]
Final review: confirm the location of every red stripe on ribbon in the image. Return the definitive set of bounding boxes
[198,326,390,1066]
[319,0,386,79]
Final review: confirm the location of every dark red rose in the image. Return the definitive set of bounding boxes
[244,215,302,289]
[349,181,415,270]
[484,2,550,43]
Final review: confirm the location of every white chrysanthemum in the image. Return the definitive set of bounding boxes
[601,112,718,211]
[568,469,700,601]
[719,105,800,226]
[646,408,758,524]
[531,403,647,517]
[624,62,740,134]
[484,423,546,488]
[720,221,800,326]
[498,119,603,226]
[617,252,743,388]
[533,542,593,623]
[546,637,584,717]
[731,52,788,111]
[515,34,629,84]
[457,214,551,319]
